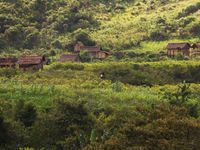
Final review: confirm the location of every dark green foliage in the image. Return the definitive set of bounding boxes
[164,81,199,118]
[5,24,24,48]
[0,36,6,50]
[0,68,18,78]
[149,29,167,41]
[0,0,98,51]
[48,62,85,70]
[89,106,200,150]
[0,111,10,147]
[187,20,200,36]
[24,27,40,49]
[50,50,56,56]
[166,81,191,105]
[13,100,37,127]
[0,0,199,52]
[72,29,95,46]
[178,2,200,18]
[30,100,95,149]
[80,50,90,62]
[51,39,63,49]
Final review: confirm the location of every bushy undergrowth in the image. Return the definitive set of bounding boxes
[0,79,200,149]
[0,61,200,149]
[42,61,200,86]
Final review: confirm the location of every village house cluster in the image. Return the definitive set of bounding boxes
[0,42,110,71]
[1,42,200,71]
[0,55,47,71]
[59,41,110,62]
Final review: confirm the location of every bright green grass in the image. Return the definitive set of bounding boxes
[0,81,165,111]
[125,38,200,52]
[91,0,200,51]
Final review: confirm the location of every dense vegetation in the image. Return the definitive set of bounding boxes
[1,0,200,149]
[0,0,200,57]
[0,62,200,149]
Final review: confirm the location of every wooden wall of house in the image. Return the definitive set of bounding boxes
[182,49,190,56]
[19,63,43,71]
[75,57,81,62]
[167,49,190,57]
[88,52,98,59]
[98,52,107,58]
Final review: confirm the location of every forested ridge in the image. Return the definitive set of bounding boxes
[0,0,200,55]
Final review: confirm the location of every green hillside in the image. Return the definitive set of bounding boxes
[1,1,200,149]
[0,0,200,56]
[92,0,200,51]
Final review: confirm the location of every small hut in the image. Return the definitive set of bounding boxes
[74,42,110,59]
[0,57,17,68]
[59,54,81,62]
[18,55,46,71]
[166,43,191,57]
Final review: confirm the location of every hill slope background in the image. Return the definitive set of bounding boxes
[0,0,200,56]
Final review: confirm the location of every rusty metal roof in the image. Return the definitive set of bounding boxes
[59,54,80,62]
[166,43,191,50]
[18,55,45,65]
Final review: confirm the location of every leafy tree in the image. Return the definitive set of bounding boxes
[5,24,24,49]
[30,100,95,149]
[13,100,37,127]
[51,39,63,49]
[73,29,95,46]
[187,20,200,36]
[24,27,40,49]
[0,35,6,50]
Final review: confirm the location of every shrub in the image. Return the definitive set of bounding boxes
[187,20,200,36]
[99,106,200,149]
[80,50,90,62]
[72,29,95,46]
[13,100,37,127]
[51,39,63,49]
[0,68,18,78]
[149,29,167,40]
[30,100,95,149]
[110,81,123,92]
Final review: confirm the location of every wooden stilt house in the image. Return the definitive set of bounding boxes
[166,43,191,57]
[18,55,46,71]
[0,57,17,68]
[74,42,110,59]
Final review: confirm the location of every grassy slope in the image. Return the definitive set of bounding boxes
[92,0,200,52]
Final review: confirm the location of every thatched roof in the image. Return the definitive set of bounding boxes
[59,54,80,62]
[80,46,101,52]
[18,55,45,65]
[74,41,101,52]
[166,43,191,50]
[0,57,16,66]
